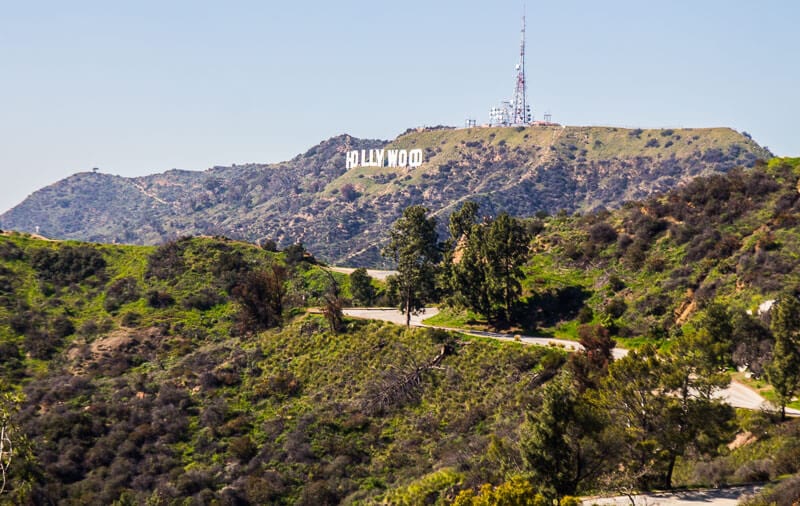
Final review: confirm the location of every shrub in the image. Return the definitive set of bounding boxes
[120,311,142,327]
[340,184,360,202]
[588,222,618,245]
[748,475,800,506]
[31,245,107,287]
[604,298,627,319]
[104,277,141,312]
[607,275,626,292]
[229,435,258,462]
[453,475,548,506]
[146,240,187,280]
[734,459,772,483]
[284,243,314,266]
[773,439,800,475]
[147,290,175,308]
[0,240,23,261]
[182,288,224,311]
[692,458,733,487]
[261,239,278,252]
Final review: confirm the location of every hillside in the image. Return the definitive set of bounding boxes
[431,157,800,382]
[0,126,770,267]
[3,160,800,503]
[0,233,564,504]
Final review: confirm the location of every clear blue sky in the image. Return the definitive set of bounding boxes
[1,0,798,213]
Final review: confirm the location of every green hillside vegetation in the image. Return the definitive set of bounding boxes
[0,232,573,504]
[0,126,769,267]
[432,157,800,339]
[2,159,800,505]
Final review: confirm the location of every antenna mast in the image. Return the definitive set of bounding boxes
[510,11,531,125]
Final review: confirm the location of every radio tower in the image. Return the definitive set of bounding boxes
[510,12,531,125]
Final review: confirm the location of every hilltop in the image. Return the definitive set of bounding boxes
[0,126,769,266]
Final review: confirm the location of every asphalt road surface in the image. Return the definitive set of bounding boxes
[342,307,800,415]
[328,267,396,281]
[583,485,763,506]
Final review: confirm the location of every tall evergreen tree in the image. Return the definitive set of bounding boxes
[383,206,441,326]
[767,294,800,420]
[520,372,604,499]
[448,200,479,244]
[485,213,530,322]
[452,225,492,316]
[440,201,480,306]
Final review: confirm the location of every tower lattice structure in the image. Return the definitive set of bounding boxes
[510,14,531,125]
[489,12,532,127]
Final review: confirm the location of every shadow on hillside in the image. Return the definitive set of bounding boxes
[513,286,591,333]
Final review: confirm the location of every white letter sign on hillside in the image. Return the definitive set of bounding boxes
[345,148,424,169]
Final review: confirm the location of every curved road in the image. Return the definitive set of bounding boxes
[343,307,799,415]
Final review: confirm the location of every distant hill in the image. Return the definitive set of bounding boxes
[0,126,770,266]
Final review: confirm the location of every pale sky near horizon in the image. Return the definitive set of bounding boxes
[1,0,798,214]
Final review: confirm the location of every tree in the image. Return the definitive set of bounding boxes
[659,331,733,488]
[448,200,479,244]
[444,209,531,324]
[767,294,800,420]
[485,213,530,322]
[520,372,605,499]
[383,206,441,327]
[348,268,375,307]
[594,341,733,491]
[451,225,492,316]
[231,265,288,332]
[321,270,345,333]
[698,303,734,366]
[439,200,483,305]
[730,310,773,378]
[592,346,669,491]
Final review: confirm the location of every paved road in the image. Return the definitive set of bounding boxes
[328,267,396,281]
[584,485,762,506]
[343,307,800,415]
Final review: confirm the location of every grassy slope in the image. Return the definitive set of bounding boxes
[427,158,800,405]
[325,126,768,199]
[0,232,560,505]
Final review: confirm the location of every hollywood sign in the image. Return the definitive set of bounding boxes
[345,148,424,169]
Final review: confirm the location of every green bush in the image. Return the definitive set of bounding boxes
[31,245,106,287]
[104,277,141,312]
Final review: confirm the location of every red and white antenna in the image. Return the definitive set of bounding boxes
[510,10,531,125]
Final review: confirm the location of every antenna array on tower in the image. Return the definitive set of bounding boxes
[489,12,532,127]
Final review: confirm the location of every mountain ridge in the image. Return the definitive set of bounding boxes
[0,126,770,266]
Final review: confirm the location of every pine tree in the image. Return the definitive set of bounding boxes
[485,213,530,322]
[767,293,800,420]
[383,206,441,326]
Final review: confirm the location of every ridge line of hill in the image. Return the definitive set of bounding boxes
[0,125,771,267]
